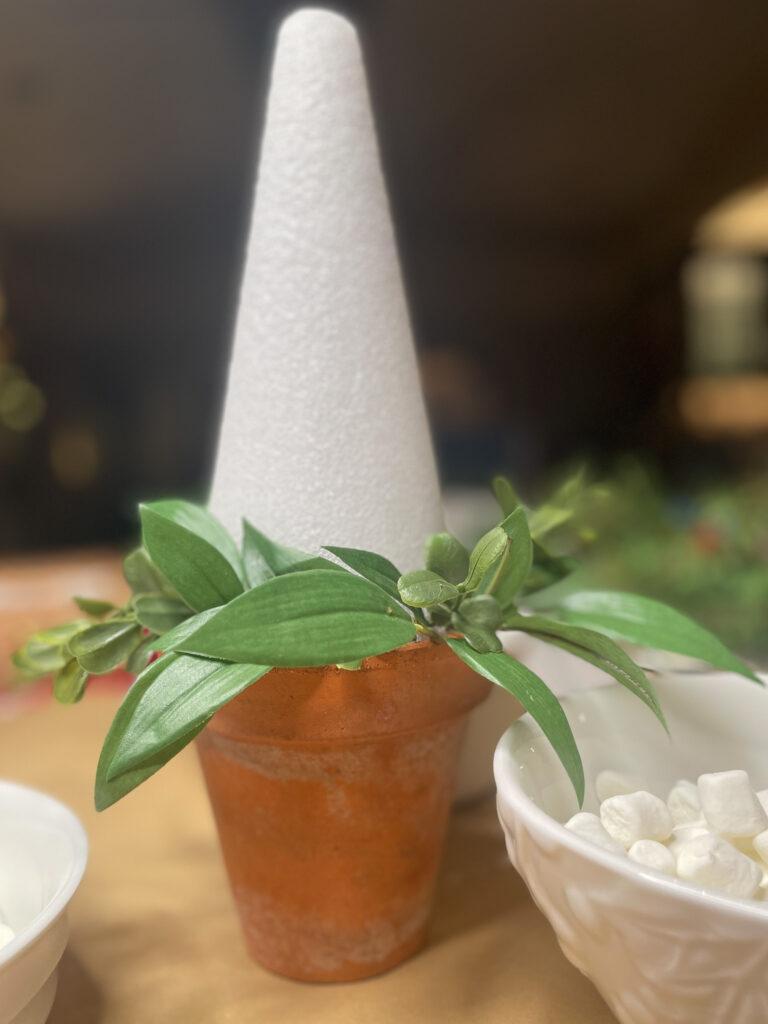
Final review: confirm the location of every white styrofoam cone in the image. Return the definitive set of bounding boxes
[208,8,443,570]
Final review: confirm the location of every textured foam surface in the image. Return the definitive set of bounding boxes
[209,9,443,571]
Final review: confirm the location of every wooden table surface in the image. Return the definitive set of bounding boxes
[0,695,614,1024]
[0,551,615,1022]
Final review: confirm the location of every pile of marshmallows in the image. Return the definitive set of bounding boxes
[566,768,768,901]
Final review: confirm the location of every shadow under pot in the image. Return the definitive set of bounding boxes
[196,638,490,983]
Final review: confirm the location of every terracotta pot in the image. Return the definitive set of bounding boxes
[196,638,490,983]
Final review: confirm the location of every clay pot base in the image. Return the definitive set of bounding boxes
[243,918,429,985]
[197,640,490,983]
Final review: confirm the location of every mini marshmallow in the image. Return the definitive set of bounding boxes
[668,822,710,857]
[595,770,639,803]
[0,923,14,950]
[600,791,673,849]
[698,770,768,838]
[565,812,625,856]
[754,829,768,866]
[667,780,701,826]
[628,839,676,876]
[676,833,763,899]
[757,789,768,816]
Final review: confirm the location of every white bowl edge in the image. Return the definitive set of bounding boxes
[0,780,88,969]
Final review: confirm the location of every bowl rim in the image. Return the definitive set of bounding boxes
[494,676,768,924]
[0,780,88,968]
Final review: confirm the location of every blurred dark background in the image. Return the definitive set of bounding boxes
[2,0,768,551]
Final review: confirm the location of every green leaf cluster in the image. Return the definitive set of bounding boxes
[11,475,760,814]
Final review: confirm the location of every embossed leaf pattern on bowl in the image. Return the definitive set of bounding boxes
[498,806,768,1024]
[494,673,768,1024]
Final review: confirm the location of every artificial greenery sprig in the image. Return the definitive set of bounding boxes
[12,476,760,812]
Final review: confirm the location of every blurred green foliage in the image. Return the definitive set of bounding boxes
[576,463,768,661]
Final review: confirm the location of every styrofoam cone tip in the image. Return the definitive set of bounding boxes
[279,7,356,43]
[209,6,444,571]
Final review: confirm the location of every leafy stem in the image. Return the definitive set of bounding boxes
[10,470,759,811]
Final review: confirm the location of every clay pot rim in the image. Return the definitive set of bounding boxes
[205,635,491,744]
[267,634,438,678]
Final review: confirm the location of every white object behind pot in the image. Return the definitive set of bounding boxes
[455,633,609,802]
[208,8,443,571]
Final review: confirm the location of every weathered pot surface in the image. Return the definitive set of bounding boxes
[196,638,490,983]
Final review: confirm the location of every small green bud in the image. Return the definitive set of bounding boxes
[458,593,503,630]
[461,625,503,654]
[424,532,470,585]
[397,570,459,608]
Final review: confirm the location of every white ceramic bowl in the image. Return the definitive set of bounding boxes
[495,672,768,1024]
[0,782,88,1024]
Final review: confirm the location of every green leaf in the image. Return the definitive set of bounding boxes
[95,653,197,809]
[492,475,521,517]
[241,521,276,586]
[105,654,269,784]
[324,546,402,600]
[488,506,533,610]
[397,569,460,607]
[241,520,316,586]
[504,613,667,730]
[171,569,416,667]
[13,620,88,677]
[281,556,350,575]
[458,594,503,629]
[523,542,578,596]
[126,636,157,675]
[424,533,470,585]
[528,505,574,540]
[550,591,761,684]
[74,597,116,618]
[10,649,43,679]
[140,501,244,612]
[458,625,502,653]
[499,506,526,540]
[16,639,68,675]
[446,639,584,804]
[36,622,87,644]
[53,659,89,704]
[69,619,143,674]
[123,548,174,597]
[97,721,203,811]
[323,549,430,626]
[528,466,589,541]
[133,594,191,634]
[153,606,222,652]
[463,527,508,592]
